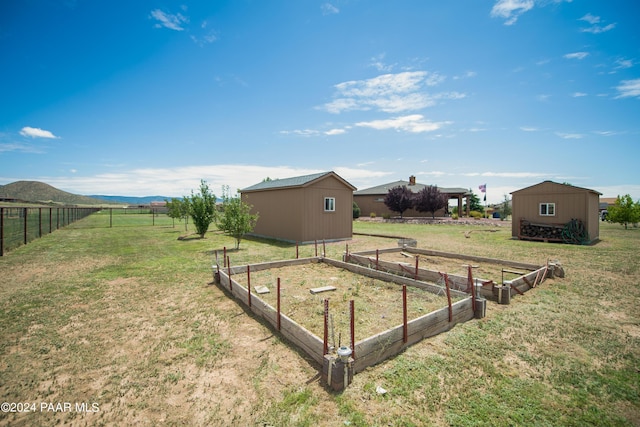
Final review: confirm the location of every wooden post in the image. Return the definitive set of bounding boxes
[49,208,52,233]
[323,240,326,256]
[376,249,379,270]
[296,243,299,259]
[315,240,318,257]
[109,208,113,228]
[414,256,419,280]
[402,285,408,343]
[350,300,355,359]
[223,247,227,267]
[38,208,42,238]
[247,265,252,307]
[277,278,281,331]
[323,299,329,355]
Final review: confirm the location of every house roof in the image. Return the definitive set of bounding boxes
[241,171,356,193]
[354,180,471,196]
[510,180,602,196]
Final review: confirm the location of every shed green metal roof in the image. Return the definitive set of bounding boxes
[241,171,356,192]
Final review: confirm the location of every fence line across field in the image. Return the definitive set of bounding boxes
[0,206,172,256]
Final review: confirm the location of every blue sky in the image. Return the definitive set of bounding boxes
[1,0,639,204]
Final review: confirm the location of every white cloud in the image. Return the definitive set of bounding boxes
[321,3,339,15]
[355,114,451,133]
[20,126,59,139]
[322,71,450,114]
[369,53,396,73]
[19,164,394,198]
[615,78,640,99]
[556,132,584,139]
[564,52,589,60]
[150,9,188,31]
[520,126,538,132]
[579,13,600,25]
[579,14,616,33]
[490,0,534,25]
[0,142,45,153]
[279,129,320,137]
[325,128,346,135]
[614,58,633,70]
[571,92,587,97]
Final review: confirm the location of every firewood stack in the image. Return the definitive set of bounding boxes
[519,219,564,242]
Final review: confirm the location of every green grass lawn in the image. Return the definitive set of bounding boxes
[0,215,638,426]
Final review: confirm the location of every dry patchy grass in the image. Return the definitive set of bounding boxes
[0,216,638,426]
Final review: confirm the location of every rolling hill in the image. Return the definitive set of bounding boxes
[0,181,113,205]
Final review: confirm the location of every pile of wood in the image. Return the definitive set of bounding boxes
[519,219,563,242]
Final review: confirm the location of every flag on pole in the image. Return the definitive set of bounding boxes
[479,184,486,202]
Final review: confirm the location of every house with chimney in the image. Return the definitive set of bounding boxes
[353,176,472,218]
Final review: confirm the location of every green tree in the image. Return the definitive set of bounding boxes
[216,186,259,249]
[165,197,190,231]
[498,195,512,220]
[463,190,485,215]
[353,201,361,219]
[607,194,640,229]
[185,180,217,238]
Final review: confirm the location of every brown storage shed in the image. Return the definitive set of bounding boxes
[511,181,601,244]
[240,171,356,244]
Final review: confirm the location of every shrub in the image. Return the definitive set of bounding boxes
[353,202,361,219]
[370,212,377,218]
[469,210,483,219]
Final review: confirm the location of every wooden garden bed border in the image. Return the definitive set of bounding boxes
[345,247,558,303]
[213,256,480,374]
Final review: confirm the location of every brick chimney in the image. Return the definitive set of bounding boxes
[409,175,416,186]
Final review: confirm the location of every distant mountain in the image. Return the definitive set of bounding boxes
[0,181,111,205]
[89,195,171,205]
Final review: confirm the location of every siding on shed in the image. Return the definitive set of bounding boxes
[511,181,600,243]
[241,172,354,243]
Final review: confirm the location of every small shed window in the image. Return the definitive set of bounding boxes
[324,197,335,212]
[539,203,555,216]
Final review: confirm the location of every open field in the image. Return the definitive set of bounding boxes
[0,216,638,426]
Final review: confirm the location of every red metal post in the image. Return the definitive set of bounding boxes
[277,278,281,331]
[469,265,476,308]
[247,265,252,307]
[49,208,52,233]
[415,256,419,280]
[38,208,42,238]
[444,273,453,322]
[323,299,329,354]
[223,247,227,267]
[350,300,355,358]
[402,285,408,343]
[227,256,232,291]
